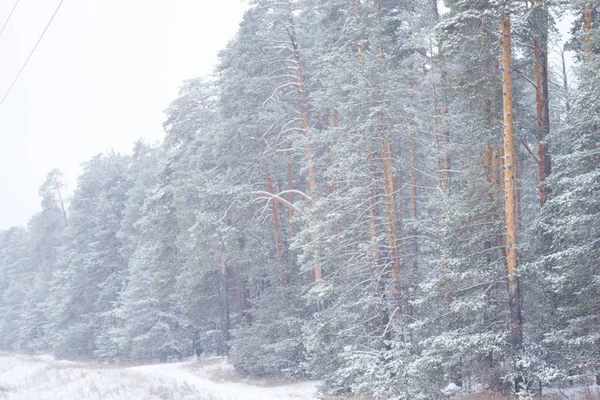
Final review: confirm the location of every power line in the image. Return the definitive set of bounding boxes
[0,0,65,109]
[0,0,21,40]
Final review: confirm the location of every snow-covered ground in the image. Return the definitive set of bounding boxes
[0,354,318,400]
[544,384,600,399]
[4,353,597,400]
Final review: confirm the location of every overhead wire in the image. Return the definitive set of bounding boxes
[0,0,21,40]
[0,0,65,109]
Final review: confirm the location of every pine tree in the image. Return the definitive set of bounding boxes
[0,227,32,351]
[17,170,68,353]
[46,153,131,359]
[540,0,600,386]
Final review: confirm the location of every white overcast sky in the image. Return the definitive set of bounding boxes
[0,0,247,229]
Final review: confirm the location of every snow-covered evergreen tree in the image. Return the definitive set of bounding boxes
[47,153,131,359]
[540,0,600,385]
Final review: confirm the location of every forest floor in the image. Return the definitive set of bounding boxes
[0,353,318,400]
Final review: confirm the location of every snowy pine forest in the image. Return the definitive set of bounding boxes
[1,0,599,398]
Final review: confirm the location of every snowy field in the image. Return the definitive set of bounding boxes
[0,354,318,400]
[1,353,599,400]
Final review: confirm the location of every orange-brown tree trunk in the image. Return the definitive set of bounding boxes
[533,2,551,207]
[429,2,442,191]
[583,2,600,387]
[368,153,383,270]
[501,14,524,358]
[354,0,383,276]
[284,0,322,294]
[328,109,342,200]
[375,0,402,319]
[367,148,393,342]
[591,5,600,384]
[585,1,593,59]
[381,134,402,317]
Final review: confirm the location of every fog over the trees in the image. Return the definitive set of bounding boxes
[0,0,246,230]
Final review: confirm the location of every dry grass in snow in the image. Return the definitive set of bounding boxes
[0,354,204,400]
[0,354,317,400]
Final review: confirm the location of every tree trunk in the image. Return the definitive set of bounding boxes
[410,77,418,223]
[516,158,523,235]
[380,134,402,318]
[430,0,439,20]
[501,13,524,370]
[430,0,443,191]
[323,111,336,196]
[483,97,504,390]
[219,254,230,355]
[374,0,402,321]
[441,103,451,185]
[367,150,392,340]
[297,64,320,284]
[368,153,383,271]
[56,185,68,227]
[560,49,571,112]
[408,76,419,321]
[240,278,252,325]
[433,83,443,189]
[284,0,322,294]
[533,4,551,207]
[287,151,295,235]
[329,109,342,234]
[584,1,593,59]
[440,51,452,187]
[430,1,454,312]
[354,0,385,288]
